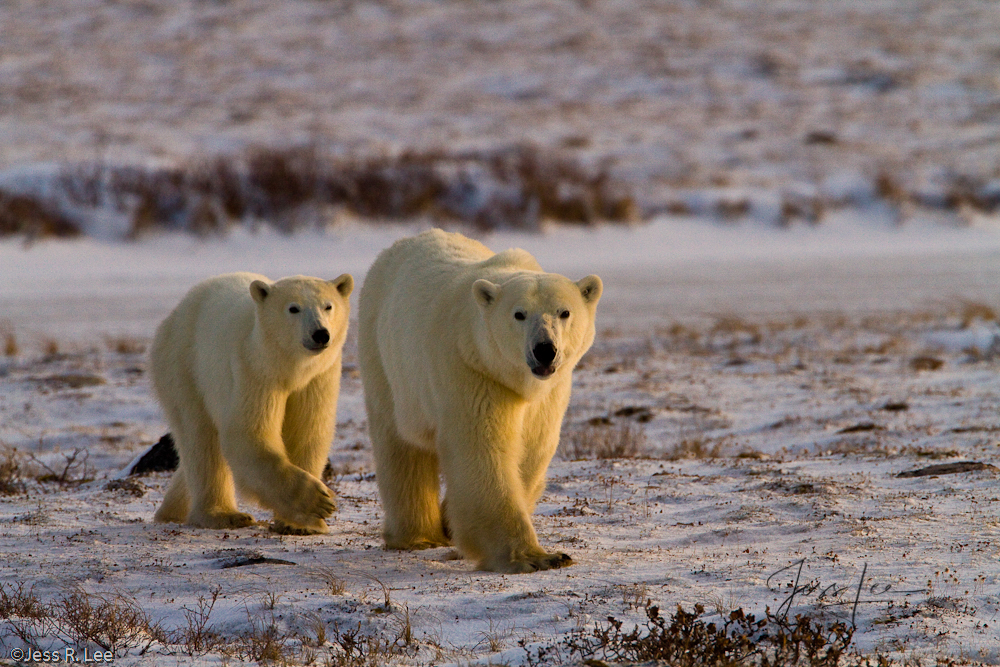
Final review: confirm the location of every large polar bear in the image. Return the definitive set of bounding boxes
[151,272,353,535]
[358,229,602,572]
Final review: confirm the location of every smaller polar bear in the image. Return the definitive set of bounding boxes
[151,272,353,534]
[359,229,602,572]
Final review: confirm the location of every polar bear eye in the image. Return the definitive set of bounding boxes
[514,311,526,321]
[288,305,300,314]
[324,303,333,311]
[559,310,570,319]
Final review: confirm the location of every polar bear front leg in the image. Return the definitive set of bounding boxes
[220,400,335,534]
[283,369,340,480]
[275,371,341,534]
[438,414,572,574]
[520,387,571,510]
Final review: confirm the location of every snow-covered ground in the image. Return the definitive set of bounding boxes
[3,218,1000,665]
[4,0,1000,663]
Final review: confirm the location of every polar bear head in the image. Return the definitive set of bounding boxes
[473,272,602,383]
[250,274,354,356]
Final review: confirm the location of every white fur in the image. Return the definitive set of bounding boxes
[358,229,602,572]
[151,271,353,534]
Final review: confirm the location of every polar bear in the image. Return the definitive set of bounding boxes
[151,271,353,535]
[358,229,602,572]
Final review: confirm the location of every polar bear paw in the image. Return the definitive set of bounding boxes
[384,534,451,551]
[492,550,573,574]
[189,509,256,530]
[271,517,330,535]
[282,470,337,524]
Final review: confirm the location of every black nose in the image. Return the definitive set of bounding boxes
[312,328,330,346]
[532,341,556,366]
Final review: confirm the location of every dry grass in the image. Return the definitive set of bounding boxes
[54,587,162,656]
[105,336,147,355]
[619,583,651,611]
[664,437,725,461]
[779,191,825,226]
[560,423,648,461]
[0,584,163,658]
[3,332,17,357]
[0,582,47,620]
[174,586,223,656]
[41,338,60,357]
[309,566,348,596]
[476,616,516,653]
[0,446,25,496]
[29,448,94,487]
[957,300,998,328]
[0,189,80,240]
[539,602,855,667]
[910,355,944,372]
[8,145,1000,240]
[327,621,400,667]
[233,608,295,665]
[47,144,640,239]
[714,197,751,221]
[0,579,420,665]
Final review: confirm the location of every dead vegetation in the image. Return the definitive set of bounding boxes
[0,189,80,240]
[29,448,94,487]
[523,601,857,667]
[3,332,17,357]
[5,146,1000,240]
[664,437,726,461]
[32,144,637,240]
[0,583,163,658]
[0,446,25,496]
[0,578,425,666]
[105,336,146,355]
[560,423,649,460]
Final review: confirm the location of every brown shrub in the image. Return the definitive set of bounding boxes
[58,143,641,237]
[0,446,25,496]
[561,423,648,460]
[0,190,80,239]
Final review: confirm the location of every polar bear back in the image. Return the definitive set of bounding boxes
[152,272,264,422]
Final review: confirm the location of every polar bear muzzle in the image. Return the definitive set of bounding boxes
[529,340,558,377]
[305,327,331,352]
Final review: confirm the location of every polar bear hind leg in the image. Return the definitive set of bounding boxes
[153,470,188,523]
[158,406,254,529]
[362,347,449,550]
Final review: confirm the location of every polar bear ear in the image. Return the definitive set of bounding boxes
[329,273,354,297]
[250,280,272,304]
[576,275,603,304]
[473,279,501,308]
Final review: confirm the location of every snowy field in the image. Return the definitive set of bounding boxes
[4,0,1000,664]
[3,217,1000,665]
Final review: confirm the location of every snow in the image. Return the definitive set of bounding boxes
[3,219,1000,664]
[3,0,1000,662]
